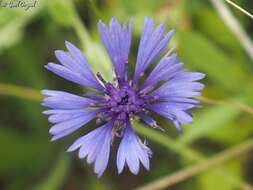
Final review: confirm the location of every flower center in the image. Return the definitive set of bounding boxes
[96,72,160,137]
[105,83,144,115]
[96,72,151,136]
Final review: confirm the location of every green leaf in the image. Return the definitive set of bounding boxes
[48,0,76,26]
[0,1,47,53]
[178,30,249,92]
[194,9,241,53]
[198,160,241,190]
[178,101,242,145]
[34,154,70,190]
[207,115,253,144]
[84,43,112,80]
[0,126,52,176]
[1,38,47,130]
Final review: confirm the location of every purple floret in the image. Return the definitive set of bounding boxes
[42,17,205,177]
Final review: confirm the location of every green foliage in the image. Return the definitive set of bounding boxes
[178,101,242,145]
[34,154,70,190]
[178,30,249,92]
[0,126,52,176]
[0,1,47,53]
[0,0,252,189]
[198,160,241,190]
[48,0,76,27]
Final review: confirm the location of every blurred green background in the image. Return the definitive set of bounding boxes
[0,0,253,189]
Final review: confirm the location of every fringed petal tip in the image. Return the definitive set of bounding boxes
[98,17,133,80]
[44,42,104,91]
[196,72,206,80]
[64,40,73,49]
[44,63,50,70]
[66,122,113,177]
[50,136,58,142]
[117,124,151,175]
[134,18,174,82]
[40,89,47,95]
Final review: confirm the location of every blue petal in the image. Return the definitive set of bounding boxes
[54,50,82,73]
[67,126,100,152]
[41,90,97,109]
[151,80,204,99]
[94,126,112,177]
[117,122,152,174]
[138,112,158,128]
[147,103,193,131]
[134,17,174,82]
[49,110,98,135]
[141,53,183,90]
[160,98,202,112]
[147,68,204,131]
[126,142,140,174]
[51,124,84,141]
[117,140,126,173]
[169,72,205,82]
[65,41,104,90]
[45,41,103,91]
[43,109,96,124]
[98,18,133,80]
[48,112,86,124]
[68,122,113,177]
[45,63,90,86]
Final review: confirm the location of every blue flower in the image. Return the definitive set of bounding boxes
[42,17,205,177]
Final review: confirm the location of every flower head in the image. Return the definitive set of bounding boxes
[42,17,205,177]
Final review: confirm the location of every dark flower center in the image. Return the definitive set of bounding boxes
[96,72,160,137]
[119,94,129,105]
[100,81,145,137]
[105,82,144,115]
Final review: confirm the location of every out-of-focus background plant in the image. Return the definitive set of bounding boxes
[0,0,253,189]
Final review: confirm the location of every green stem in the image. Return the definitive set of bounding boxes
[225,0,253,20]
[88,0,102,20]
[0,83,43,101]
[69,1,92,50]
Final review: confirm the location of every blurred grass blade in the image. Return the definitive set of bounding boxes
[198,96,253,115]
[210,0,253,62]
[191,9,249,65]
[0,83,43,101]
[225,0,253,20]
